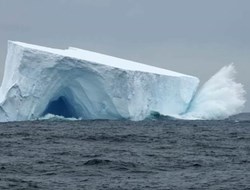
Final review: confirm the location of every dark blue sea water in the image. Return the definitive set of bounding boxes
[0,115,250,189]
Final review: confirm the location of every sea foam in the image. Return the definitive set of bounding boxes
[183,64,246,120]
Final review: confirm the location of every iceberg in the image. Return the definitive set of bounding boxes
[0,41,245,122]
[0,41,199,122]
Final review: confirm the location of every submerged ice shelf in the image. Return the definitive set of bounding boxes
[0,41,245,122]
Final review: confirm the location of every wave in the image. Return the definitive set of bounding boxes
[37,113,81,121]
[183,64,246,120]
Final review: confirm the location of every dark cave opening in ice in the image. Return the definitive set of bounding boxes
[42,96,78,118]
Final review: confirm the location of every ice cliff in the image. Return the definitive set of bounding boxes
[0,41,199,122]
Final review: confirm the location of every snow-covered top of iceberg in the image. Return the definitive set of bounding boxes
[11,41,194,78]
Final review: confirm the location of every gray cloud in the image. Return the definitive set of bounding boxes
[0,0,249,111]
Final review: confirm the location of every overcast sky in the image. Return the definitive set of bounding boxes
[0,0,249,111]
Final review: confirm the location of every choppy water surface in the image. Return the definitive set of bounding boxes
[0,117,250,189]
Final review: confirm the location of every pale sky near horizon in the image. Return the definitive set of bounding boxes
[0,0,250,111]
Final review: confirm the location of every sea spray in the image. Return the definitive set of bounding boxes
[183,64,246,120]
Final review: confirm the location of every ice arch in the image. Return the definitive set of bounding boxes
[41,85,81,118]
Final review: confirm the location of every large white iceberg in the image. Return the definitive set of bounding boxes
[0,41,246,122]
[0,41,200,122]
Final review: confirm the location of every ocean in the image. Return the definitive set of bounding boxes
[0,115,250,190]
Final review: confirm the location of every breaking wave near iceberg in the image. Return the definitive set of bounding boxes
[38,114,81,121]
[182,64,246,120]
